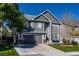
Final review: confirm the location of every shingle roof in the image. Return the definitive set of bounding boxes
[24,10,60,24]
[24,14,50,22]
[62,20,79,27]
[24,14,35,20]
[43,10,60,24]
[31,14,50,22]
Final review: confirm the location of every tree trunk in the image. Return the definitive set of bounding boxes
[12,27,16,44]
[13,33,16,44]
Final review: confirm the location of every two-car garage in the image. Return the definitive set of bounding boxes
[18,33,46,44]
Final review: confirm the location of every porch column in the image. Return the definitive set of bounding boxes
[17,33,22,45]
[49,22,52,43]
[59,24,61,43]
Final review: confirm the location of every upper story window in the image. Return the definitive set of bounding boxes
[37,23,42,28]
[31,22,43,29]
[54,27,57,29]
[51,25,58,30]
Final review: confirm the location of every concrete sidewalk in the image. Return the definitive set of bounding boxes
[66,52,79,56]
[14,44,66,56]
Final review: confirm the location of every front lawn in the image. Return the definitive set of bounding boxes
[0,44,18,56]
[49,44,79,52]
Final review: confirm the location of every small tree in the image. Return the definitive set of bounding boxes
[0,3,26,44]
[61,11,75,43]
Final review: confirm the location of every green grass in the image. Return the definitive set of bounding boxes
[49,44,79,52]
[0,44,18,56]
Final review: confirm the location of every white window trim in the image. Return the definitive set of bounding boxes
[42,34,46,39]
[37,23,42,28]
[31,22,33,28]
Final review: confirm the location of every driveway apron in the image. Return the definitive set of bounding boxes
[14,44,66,56]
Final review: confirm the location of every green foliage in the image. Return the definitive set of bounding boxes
[10,13,26,33]
[49,44,79,52]
[2,31,12,37]
[0,44,18,56]
[0,4,6,20]
[0,3,26,33]
[0,12,5,19]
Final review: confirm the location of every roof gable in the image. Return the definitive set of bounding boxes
[43,10,60,24]
[24,10,60,24]
[24,14,35,20]
[33,14,50,22]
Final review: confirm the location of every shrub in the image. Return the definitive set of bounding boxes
[63,38,67,44]
[63,38,71,45]
[71,40,78,45]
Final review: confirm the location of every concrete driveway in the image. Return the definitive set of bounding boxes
[14,44,66,56]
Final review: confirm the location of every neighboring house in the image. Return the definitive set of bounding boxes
[0,20,12,43]
[17,10,60,44]
[60,20,79,43]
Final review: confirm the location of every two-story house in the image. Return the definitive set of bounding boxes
[17,10,60,44]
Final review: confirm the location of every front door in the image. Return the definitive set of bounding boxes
[51,25,60,43]
[52,33,59,42]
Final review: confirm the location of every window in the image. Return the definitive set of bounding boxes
[37,23,42,28]
[51,25,57,30]
[54,27,57,29]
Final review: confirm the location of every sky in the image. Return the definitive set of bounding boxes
[18,3,79,20]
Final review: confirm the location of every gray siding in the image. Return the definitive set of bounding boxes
[43,11,60,24]
[34,15,49,22]
[31,22,44,31]
[19,33,43,44]
[34,34,42,44]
